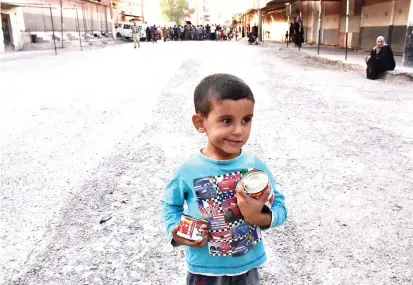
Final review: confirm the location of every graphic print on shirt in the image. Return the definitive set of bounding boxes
[193,169,263,257]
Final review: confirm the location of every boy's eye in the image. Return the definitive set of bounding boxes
[222,118,232,124]
[243,117,252,123]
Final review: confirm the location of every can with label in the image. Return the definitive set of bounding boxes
[177,214,208,241]
[242,170,275,211]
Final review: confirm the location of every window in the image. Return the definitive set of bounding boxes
[124,24,131,29]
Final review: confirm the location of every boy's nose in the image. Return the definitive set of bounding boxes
[232,124,243,135]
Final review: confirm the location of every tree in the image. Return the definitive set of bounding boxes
[160,0,195,25]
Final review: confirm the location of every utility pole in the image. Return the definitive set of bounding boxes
[141,0,145,23]
[402,0,413,66]
[317,0,322,55]
[108,0,116,39]
[50,5,57,55]
[258,0,262,42]
[258,9,262,42]
[345,0,349,60]
[60,0,64,48]
[196,0,199,25]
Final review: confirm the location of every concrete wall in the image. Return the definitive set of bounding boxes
[301,1,318,43]
[0,14,3,52]
[361,0,393,50]
[22,2,110,34]
[323,2,341,46]
[339,0,362,49]
[391,0,410,52]
[1,0,113,52]
[1,7,27,51]
[287,0,410,54]
[360,0,410,54]
[402,0,413,66]
[247,0,412,55]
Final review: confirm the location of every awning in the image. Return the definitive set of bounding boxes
[1,2,18,9]
[121,11,143,18]
[266,0,339,3]
[262,4,286,13]
[246,9,258,13]
[261,0,340,13]
[128,17,144,22]
[1,2,50,8]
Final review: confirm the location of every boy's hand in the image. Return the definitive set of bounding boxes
[236,182,272,227]
[171,224,208,248]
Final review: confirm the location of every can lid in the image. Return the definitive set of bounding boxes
[181,214,208,223]
[243,170,268,194]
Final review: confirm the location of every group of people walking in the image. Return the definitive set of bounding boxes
[286,13,304,48]
[144,24,236,43]
[132,20,396,81]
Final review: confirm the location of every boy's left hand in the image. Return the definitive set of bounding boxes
[236,182,272,227]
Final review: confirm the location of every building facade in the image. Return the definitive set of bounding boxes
[235,0,413,66]
[113,0,143,23]
[188,0,205,25]
[0,0,146,53]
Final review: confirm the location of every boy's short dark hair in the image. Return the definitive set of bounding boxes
[194,73,255,117]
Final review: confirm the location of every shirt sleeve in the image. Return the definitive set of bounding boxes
[255,158,287,229]
[160,171,188,246]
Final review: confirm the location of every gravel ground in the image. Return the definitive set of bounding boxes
[1,41,412,285]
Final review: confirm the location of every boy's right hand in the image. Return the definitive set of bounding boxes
[171,225,208,248]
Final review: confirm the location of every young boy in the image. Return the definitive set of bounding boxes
[161,74,287,285]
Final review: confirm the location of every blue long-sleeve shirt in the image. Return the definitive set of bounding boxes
[161,151,287,276]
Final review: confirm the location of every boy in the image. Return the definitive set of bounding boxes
[161,74,287,285]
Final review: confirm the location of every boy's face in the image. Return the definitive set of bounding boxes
[193,98,254,160]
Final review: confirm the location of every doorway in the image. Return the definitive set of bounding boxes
[1,13,14,50]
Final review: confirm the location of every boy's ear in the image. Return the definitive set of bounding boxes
[192,113,206,133]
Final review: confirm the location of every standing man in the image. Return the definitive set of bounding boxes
[180,25,185,41]
[146,26,151,42]
[151,24,156,41]
[210,24,216,40]
[163,26,167,42]
[153,26,159,43]
[174,25,179,40]
[294,12,304,48]
[132,22,141,48]
[206,24,211,40]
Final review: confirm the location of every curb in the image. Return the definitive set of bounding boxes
[263,42,413,82]
[305,53,413,81]
[0,40,124,63]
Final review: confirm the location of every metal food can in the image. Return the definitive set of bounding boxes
[242,170,275,211]
[176,214,208,241]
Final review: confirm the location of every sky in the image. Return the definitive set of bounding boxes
[143,0,163,24]
[141,0,253,25]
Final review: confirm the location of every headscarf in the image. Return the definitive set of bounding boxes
[376,36,386,45]
[376,36,386,53]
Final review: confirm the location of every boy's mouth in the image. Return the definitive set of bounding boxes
[224,139,244,146]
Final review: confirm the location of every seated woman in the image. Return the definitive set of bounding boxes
[365,36,396,79]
